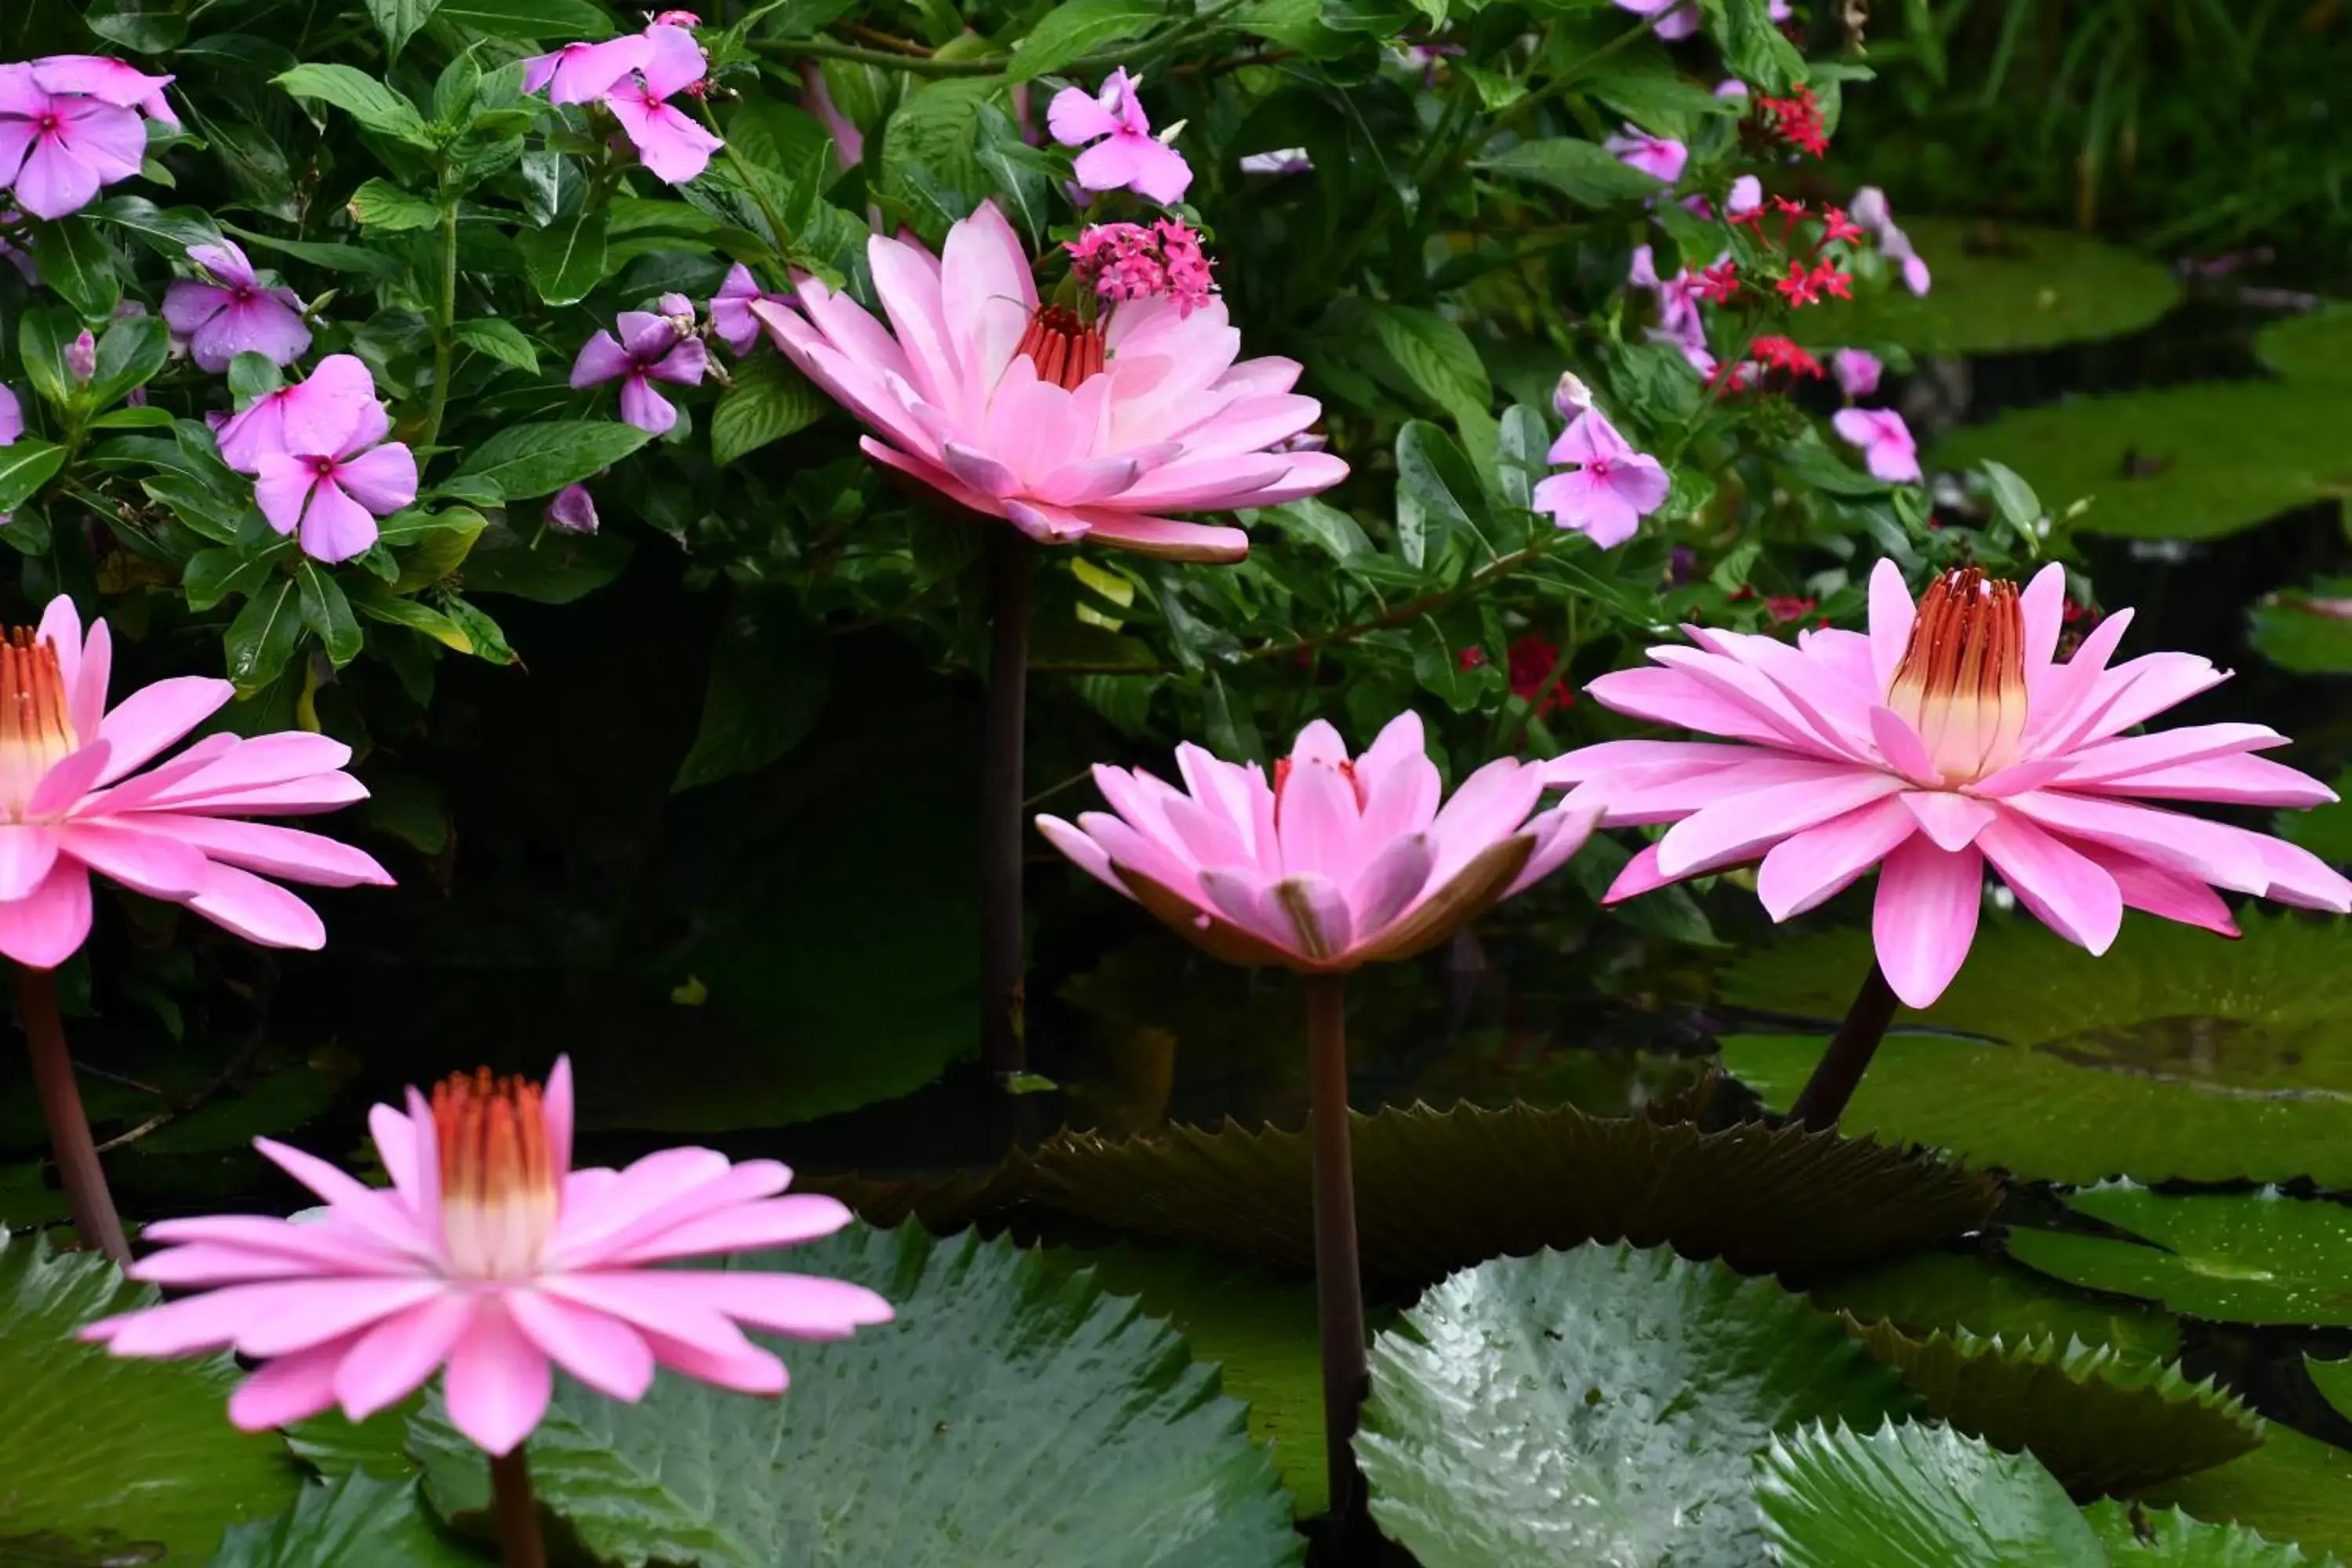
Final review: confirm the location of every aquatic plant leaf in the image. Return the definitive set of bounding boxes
[2083,1501,2344,1566]
[1808,217,2180,354]
[408,1224,1301,1567]
[1721,913,2352,1185]
[1928,382,2352,540]
[1757,1419,2100,1566]
[2311,1356,2352,1426]
[2007,1185,2352,1327]
[1806,1250,2183,1363]
[2256,304,2352,390]
[284,1396,422,1480]
[1358,1244,1913,1568]
[2279,771,2352,864]
[2144,1425,2352,1564]
[209,1472,485,1566]
[2251,583,2352,675]
[0,1229,300,1559]
[1841,1320,2263,1494]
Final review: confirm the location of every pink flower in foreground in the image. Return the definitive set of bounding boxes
[1833,407,1921,484]
[1832,348,1882,399]
[163,241,310,374]
[1037,712,1596,972]
[214,354,377,475]
[710,263,789,355]
[1533,408,1670,548]
[0,597,390,966]
[604,24,721,183]
[750,201,1345,562]
[0,383,21,445]
[1048,68,1192,205]
[1546,561,2352,1006]
[1606,126,1687,185]
[0,62,148,220]
[82,1058,893,1456]
[252,385,419,563]
[31,53,176,127]
[524,35,651,105]
[572,293,709,435]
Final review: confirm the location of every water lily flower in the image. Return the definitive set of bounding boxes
[1833,407,1921,483]
[1832,348,1882,399]
[252,385,419,563]
[1606,125,1687,185]
[1546,561,2352,1007]
[81,1056,894,1456]
[604,24,720,183]
[710,263,789,355]
[1047,68,1192,205]
[572,294,709,435]
[215,354,379,476]
[1037,711,1596,973]
[0,61,148,220]
[1533,408,1670,548]
[162,241,311,374]
[750,200,1345,562]
[546,483,598,535]
[524,35,652,105]
[0,596,390,966]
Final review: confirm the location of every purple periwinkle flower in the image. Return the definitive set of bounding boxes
[1606,126,1687,186]
[64,330,94,384]
[604,24,721,184]
[710,264,789,356]
[0,383,21,445]
[1832,348,1883,399]
[251,363,417,562]
[1048,68,1192,205]
[1832,407,1922,484]
[163,241,312,374]
[1532,408,1670,549]
[0,60,156,220]
[546,483,599,535]
[572,299,707,435]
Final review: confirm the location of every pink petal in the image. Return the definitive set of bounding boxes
[1348,833,1433,936]
[296,479,381,564]
[185,862,327,949]
[571,330,633,387]
[552,1157,790,1270]
[1065,511,1249,563]
[2054,723,2287,786]
[2086,753,2338,808]
[252,455,318,539]
[1756,793,1919,919]
[1871,836,1984,1007]
[68,612,110,743]
[2020,562,2066,696]
[1275,760,1360,880]
[90,676,232,786]
[1073,136,1150,195]
[332,443,418,515]
[618,374,679,436]
[637,1323,787,1395]
[545,1145,731,1261]
[1901,790,1998,853]
[1976,811,2122,954]
[2073,843,2239,938]
[546,1054,575,1181]
[676,1271,895,1337]
[1654,768,1908,879]
[599,1194,851,1267]
[1505,804,1599,896]
[1867,558,1915,695]
[56,822,211,898]
[334,1293,475,1420]
[1868,706,1940,785]
[1602,841,1675,903]
[1270,871,1353,961]
[2002,789,2267,896]
[1036,814,1124,896]
[13,138,103,220]
[1047,85,1121,146]
[132,731,351,807]
[640,23,708,99]
[227,1335,355,1431]
[123,814,390,887]
[27,740,112,819]
[442,1302,554,1457]
[0,824,60,901]
[0,858,92,969]
[506,1287,655,1403]
[533,1271,766,1360]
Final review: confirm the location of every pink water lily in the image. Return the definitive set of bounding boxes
[0,60,148,220]
[750,201,1342,562]
[1048,68,1192,205]
[604,24,721,184]
[710,263,788,356]
[572,293,708,435]
[163,240,311,373]
[1606,126,1687,185]
[215,353,378,475]
[1532,408,1670,548]
[1546,561,2352,1007]
[1833,407,1920,483]
[252,379,418,564]
[82,1057,894,1457]
[1037,712,1597,972]
[0,597,390,967]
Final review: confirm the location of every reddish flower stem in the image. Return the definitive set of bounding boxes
[19,967,128,1265]
[1787,960,1900,1128]
[1302,972,1370,1553]
[981,531,1036,1079]
[490,1449,547,1568]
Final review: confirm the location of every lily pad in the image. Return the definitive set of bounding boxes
[1720,914,2352,1185]
[2085,1501,2343,1566]
[0,1230,300,1559]
[2006,1185,2352,1327]
[209,1472,485,1566]
[1809,217,2182,354]
[408,1224,1302,1567]
[2144,1425,2352,1563]
[1929,383,2352,540]
[285,1398,422,1480]
[1805,1251,2183,1363]
[2256,304,2352,389]
[1357,1244,1912,1568]
[2312,1356,2352,1425]
[1841,1320,2263,1494]
[2251,583,2352,675]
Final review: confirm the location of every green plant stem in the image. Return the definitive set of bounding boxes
[1788,960,1901,1129]
[18,967,128,1266]
[489,1449,546,1568]
[981,531,1036,1080]
[419,198,459,452]
[1302,971,1370,1554]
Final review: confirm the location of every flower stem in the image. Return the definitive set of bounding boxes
[1301,972,1370,1552]
[18,967,128,1266]
[489,1449,546,1568]
[1787,960,1900,1129]
[981,531,1036,1080]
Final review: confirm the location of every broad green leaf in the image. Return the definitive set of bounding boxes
[2145,1426,2352,1564]
[407,1225,1303,1566]
[28,216,122,320]
[2083,1501,2343,1566]
[0,439,65,512]
[710,351,826,466]
[209,1472,483,1566]
[88,312,170,408]
[1811,217,2180,355]
[1584,59,1744,136]
[517,204,609,307]
[89,405,173,429]
[672,597,829,790]
[0,1230,299,1558]
[297,563,364,666]
[1756,1419,2101,1566]
[434,0,615,36]
[449,420,651,499]
[2314,1356,2352,1427]
[1704,0,1807,94]
[450,318,539,375]
[363,0,442,60]
[456,524,630,604]
[1359,1244,1911,1567]
[91,194,227,254]
[435,594,514,663]
[183,546,281,610]
[226,575,303,692]
[274,65,435,146]
[2257,303,2352,390]
[1007,0,1166,82]
[879,81,1003,243]
[2008,1185,2352,1327]
[17,307,75,406]
[347,179,442,231]
[1264,498,1374,562]
[348,583,474,653]
[1806,1251,2182,1365]
[82,0,187,52]
[227,224,408,278]
[1367,304,1492,429]
[1394,419,1481,567]
[1475,137,1668,205]
[2252,583,2352,674]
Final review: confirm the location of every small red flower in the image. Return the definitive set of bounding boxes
[1770,195,1808,218]
[1750,336,1824,378]
[1811,260,1853,299]
[1766,594,1817,625]
[1757,85,1829,158]
[1695,261,1742,304]
[1820,205,1864,245]
[1457,645,1490,671]
[1507,637,1571,716]
[1776,261,1823,307]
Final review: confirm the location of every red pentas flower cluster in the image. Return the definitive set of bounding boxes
[1755,83,1828,157]
[1459,638,1575,719]
[1727,198,1858,310]
[1065,219,1219,317]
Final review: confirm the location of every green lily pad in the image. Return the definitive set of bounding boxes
[408,1225,1302,1566]
[1805,1251,2183,1363]
[1357,1244,1912,1568]
[1719,913,2352,1185]
[209,1472,485,1566]
[2084,1501,2343,1566]
[0,1230,300,1559]
[2280,772,2352,865]
[2251,583,2352,675]
[2007,1185,2352,1326]
[1809,217,2182,354]
[2312,1356,2352,1425]
[1929,383,2352,540]
[2257,304,2352,389]
[1842,1320,2263,1494]
[2144,1425,2352,1563]
[285,1397,423,1480]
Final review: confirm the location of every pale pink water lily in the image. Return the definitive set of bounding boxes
[163,240,310,373]
[605,24,720,183]
[1606,126,1687,185]
[0,62,147,220]
[215,354,378,476]
[1532,408,1670,548]
[1048,68,1192,205]
[1831,348,1882,399]
[546,483,598,535]
[1833,407,1920,483]
[82,1057,893,1456]
[1545,561,2352,1007]
[572,293,709,436]
[1038,712,1597,973]
[749,201,1345,562]
[710,263,788,356]
[0,597,390,967]
[523,35,652,105]
[252,387,419,564]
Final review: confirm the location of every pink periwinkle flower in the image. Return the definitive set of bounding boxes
[524,35,652,105]
[0,60,154,220]
[649,9,700,24]
[1850,186,1932,296]
[1552,371,1594,418]
[1606,125,1688,185]
[26,54,176,128]
[604,24,721,184]
[1832,348,1882,399]
[1628,245,1705,336]
[1037,712,1597,973]
[1066,219,1218,318]
[252,370,419,563]
[1833,407,1921,484]
[81,1057,894,1456]
[710,263,789,356]
[1546,561,2352,1007]
[214,354,376,476]
[546,483,598,535]
[1727,175,1764,216]
[0,383,20,445]
[1533,408,1670,549]
[1047,68,1192,206]
[749,201,1345,563]
[0,597,390,967]
[1617,0,1702,39]
[62,330,94,384]
[572,293,708,435]
[797,61,863,171]
[164,241,311,374]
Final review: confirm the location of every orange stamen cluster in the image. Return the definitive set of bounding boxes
[0,629,78,818]
[1017,305,1106,391]
[1887,568,2027,784]
[432,1068,558,1276]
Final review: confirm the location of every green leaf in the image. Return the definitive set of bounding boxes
[183,546,281,609]
[0,1230,299,1558]
[1475,136,1668,205]
[436,594,514,663]
[450,318,539,375]
[1755,1419,2101,1566]
[2252,583,2352,674]
[1584,59,1744,136]
[28,216,122,320]
[82,0,187,52]
[17,307,74,407]
[406,1225,1303,1566]
[1813,217,2180,356]
[1706,0,1808,94]
[1007,0,1166,81]
[274,64,435,146]
[672,598,830,790]
[1978,459,2045,535]
[1367,303,1492,427]
[517,204,609,307]
[710,351,826,466]
[0,439,66,512]
[362,0,442,61]
[2083,1501,2344,1567]
[1806,1251,2183,1366]
[1394,419,1481,567]
[297,563,364,666]
[348,583,474,653]
[346,178,442,232]
[226,223,408,278]
[2144,1425,2352,1563]
[449,420,651,499]
[2314,1356,2352,1427]
[434,0,614,36]
[1264,497,1374,562]
[92,195,227,254]
[226,576,302,692]
[2257,303,2352,390]
[2009,1185,2352,1327]
[209,1471,483,1566]
[88,312,171,408]
[1358,1244,1911,1567]
[455,523,630,604]
[89,404,174,429]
